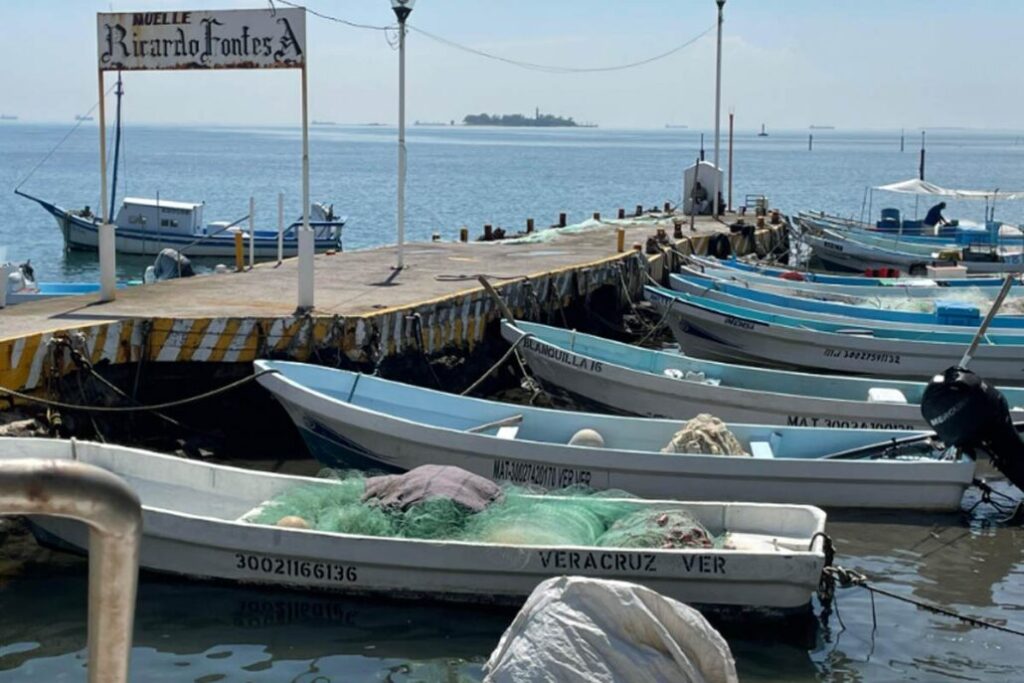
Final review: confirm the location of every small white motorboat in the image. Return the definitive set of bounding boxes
[500,320,1024,430]
[2,437,828,615]
[254,360,976,510]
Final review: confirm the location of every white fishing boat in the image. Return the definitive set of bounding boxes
[2,437,828,614]
[801,227,1024,275]
[254,360,975,510]
[500,320,1024,430]
[15,76,344,258]
[645,286,1024,384]
[16,192,344,258]
[691,254,1015,288]
[670,269,1024,331]
[686,257,1013,301]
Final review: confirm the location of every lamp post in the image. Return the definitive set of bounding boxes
[392,0,415,270]
[712,0,725,220]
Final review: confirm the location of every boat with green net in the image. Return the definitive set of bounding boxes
[4,437,827,614]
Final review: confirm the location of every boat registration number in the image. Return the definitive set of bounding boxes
[234,553,358,583]
[823,348,901,364]
[492,458,592,488]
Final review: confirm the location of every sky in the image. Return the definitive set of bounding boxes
[2,0,1023,130]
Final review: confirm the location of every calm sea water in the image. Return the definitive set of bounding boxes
[3,123,1024,681]
[4,122,1024,281]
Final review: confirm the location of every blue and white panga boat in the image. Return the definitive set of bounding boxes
[254,360,975,511]
[4,437,828,614]
[645,285,1024,384]
[15,190,345,258]
[500,320,1024,431]
[670,268,1024,330]
[692,254,1013,288]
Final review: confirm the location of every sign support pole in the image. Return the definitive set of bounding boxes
[97,69,116,302]
[297,63,314,310]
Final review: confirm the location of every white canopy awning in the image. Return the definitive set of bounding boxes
[874,178,1024,201]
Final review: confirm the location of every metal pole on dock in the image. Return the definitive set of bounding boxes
[393,1,414,270]
[277,192,284,264]
[919,131,926,180]
[727,110,734,211]
[96,69,116,302]
[297,62,314,309]
[249,196,255,270]
[712,0,725,219]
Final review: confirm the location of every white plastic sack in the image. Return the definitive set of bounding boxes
[483,576,738,683]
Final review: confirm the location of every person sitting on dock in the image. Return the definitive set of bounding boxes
[80,205,93,219]
[923,201,949,234]
[692,182,710,214]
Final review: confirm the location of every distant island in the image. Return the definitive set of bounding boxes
[0,115,17,121]
[809,125,835,130]
[464,108,592,128]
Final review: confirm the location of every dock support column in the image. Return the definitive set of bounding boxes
[298,62,314,309]
[96,68,116,302]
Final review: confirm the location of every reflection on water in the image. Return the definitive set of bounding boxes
[0,564,507,682]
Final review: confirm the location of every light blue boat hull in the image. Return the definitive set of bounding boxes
[255,360,975,510]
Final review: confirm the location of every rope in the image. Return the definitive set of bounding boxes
[0,369,279,413]
[281,0,713,74]
[406,313,444,390]
[461,333,533,397]
[408,24,715,74]
[635,299,673,347]
[15,83,118,190]
[824,565,1024,638]
[965,478,1024,520]
[435,273,527,282]
[271,0,393,31]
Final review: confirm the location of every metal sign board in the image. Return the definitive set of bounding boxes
[97,7,305,71]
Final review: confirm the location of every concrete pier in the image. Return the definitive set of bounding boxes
[1,213,786,396]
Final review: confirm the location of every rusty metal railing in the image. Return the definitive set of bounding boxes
[0,451,142,683]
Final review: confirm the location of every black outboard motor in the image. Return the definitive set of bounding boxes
[921,366,1024,490]
[19,260,35,283]
[152,248,194,280]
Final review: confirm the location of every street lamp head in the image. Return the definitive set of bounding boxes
[716,0,725,7]
[391,0,415,22]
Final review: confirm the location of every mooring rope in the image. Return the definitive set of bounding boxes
[15,83,118,191]
[823,565,1024,638]
[0,370,279,413]
[460,333,534,397]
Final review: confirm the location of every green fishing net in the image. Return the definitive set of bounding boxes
[247,474,716,549]
[598,509,717,549]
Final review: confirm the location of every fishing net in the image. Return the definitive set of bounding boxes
[661,414,748,456]
[460,487,639,547]
[244,470,719,549]
[597,509,717,550]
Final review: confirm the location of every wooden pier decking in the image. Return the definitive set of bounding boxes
[1,214,787,394]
